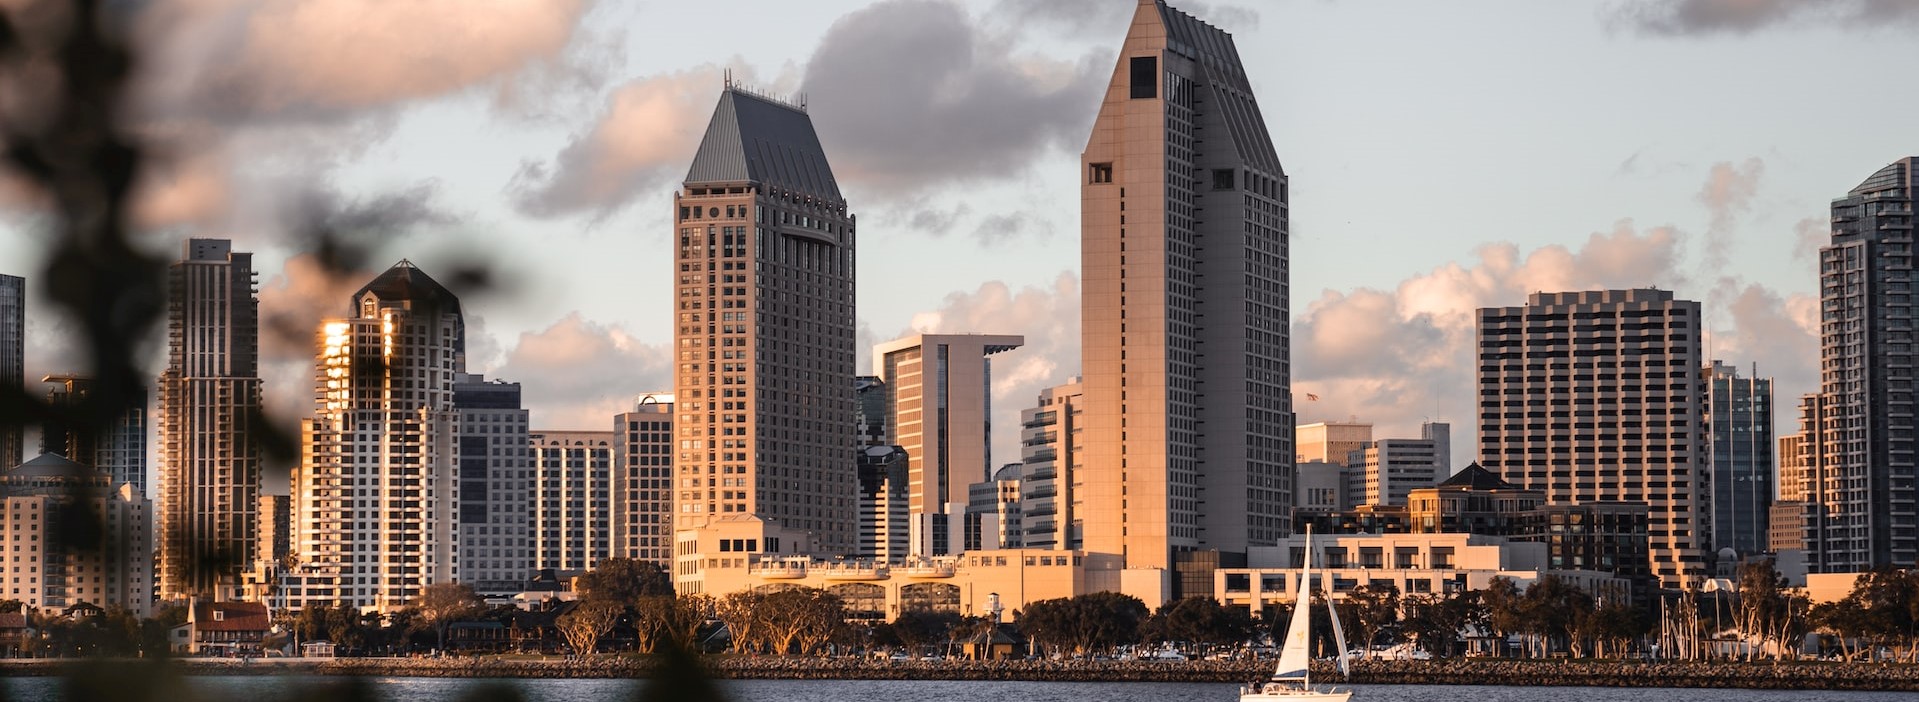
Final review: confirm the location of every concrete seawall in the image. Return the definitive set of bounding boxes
[3,657,1916,691]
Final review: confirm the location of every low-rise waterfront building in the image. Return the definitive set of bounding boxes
[0,453,153,617]
[1213,532,1632,614]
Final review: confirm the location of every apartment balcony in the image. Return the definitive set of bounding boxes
[748,559,807,579]
[814,561,888,581]
[895,559,958,578]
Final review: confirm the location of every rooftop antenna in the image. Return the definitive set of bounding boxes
[724,68,733,88]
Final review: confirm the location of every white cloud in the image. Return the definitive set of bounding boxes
[896,272,1080,468]
[489,313,673,430]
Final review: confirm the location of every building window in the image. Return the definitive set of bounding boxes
[1129,56,1157,99]
[1090,163,1113,185]
[1212,169,1235,191]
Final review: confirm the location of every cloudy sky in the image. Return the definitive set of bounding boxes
[3,0,1918,478]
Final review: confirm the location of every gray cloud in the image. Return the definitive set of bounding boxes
[905,203,972,237]
[507,65,730,219]
[1606,0,1919,36]
[300,181,458,238]
[1792,216,1830,261]
[801,0,1105,198]
[972,211,1052,247]
[993,0,1258,33]
[513,0,1110,219]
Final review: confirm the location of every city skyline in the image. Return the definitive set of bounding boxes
[0,0,1914,632]
[5,1,1917,476]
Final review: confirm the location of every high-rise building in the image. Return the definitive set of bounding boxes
[855,376,887,447]
[0,273,20,471]
[855,444,909,560]
[1703,361,1773,556]
[874,333,1024,556]
[614,394,675,566]
[1293,461,1349,515]
[257,494,290,567]
[0,454,153,616]
[530,430,615,574]
[40,375,147,492]
[1020,379,1084,551]
[1799,157,1919,572]
[1079,0,1293,595]
[673,85,858,555]
[287,261,464,611]
[966,464,1024,551]
[1477,289,1705,588]
[1347,422,1451,508]
[1297,422,1372,467]
[1771,426,1813,553]
[453,374,531,594]
[156,238,263,600]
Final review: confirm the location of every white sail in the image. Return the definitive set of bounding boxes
[1240,523,1353,702]
[1327,594,1350,677]
[1270,527,1314,681]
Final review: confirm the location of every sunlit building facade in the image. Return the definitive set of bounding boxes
[1080,0,1293,600]
[285,261,465,611]
[672,86,859,555]
[1799,157,1919,572]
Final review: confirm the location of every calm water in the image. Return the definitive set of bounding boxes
[3,677,1913,702]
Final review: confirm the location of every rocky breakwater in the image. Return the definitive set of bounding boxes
[14,656,1919,691]
[1345,658,1919,691]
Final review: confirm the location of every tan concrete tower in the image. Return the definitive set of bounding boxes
[1080,0,1293,599]
[1476,289,1705,588]
[874,333,1023,555]
[673,86,859,555]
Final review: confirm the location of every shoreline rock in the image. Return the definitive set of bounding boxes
[2,656,1915,691]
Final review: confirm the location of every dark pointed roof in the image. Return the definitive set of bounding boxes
[352,260,462,316]
[8,453,89,479]
[1437,462,1518,491]
[1152,0,1283,176]
[684,88,843,201]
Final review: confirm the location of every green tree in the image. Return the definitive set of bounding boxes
[1400,590,1484,658]
[1522,574,1594,657]
[1145,596,1256,653]
[714,590,769,654]
[558,600,622,656]
[1837,566,1919,661]
[1014,593,1148,657]
[892,610,961,654]
[1343,583,1400,655]
[1586,597,1648,659]
[1482,576,1525,656]
[412,582,484,652]
[634,593,708,654]
[1735,558,1807,659]
[577,558,675,608]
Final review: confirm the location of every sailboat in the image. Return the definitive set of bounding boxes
[1240,525,1353,701]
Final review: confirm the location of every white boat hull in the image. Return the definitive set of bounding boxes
[1238,685,1352,702]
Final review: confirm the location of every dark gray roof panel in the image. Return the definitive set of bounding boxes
[1157,1,1284,176]
[1849,158,1914,197]
[353,260,462,316]
[685,89,844,202]
[1437,462,1518,491]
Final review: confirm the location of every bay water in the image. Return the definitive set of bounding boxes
[5,677,1915,701]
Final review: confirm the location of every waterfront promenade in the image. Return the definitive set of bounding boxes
[3,657,1916,691]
